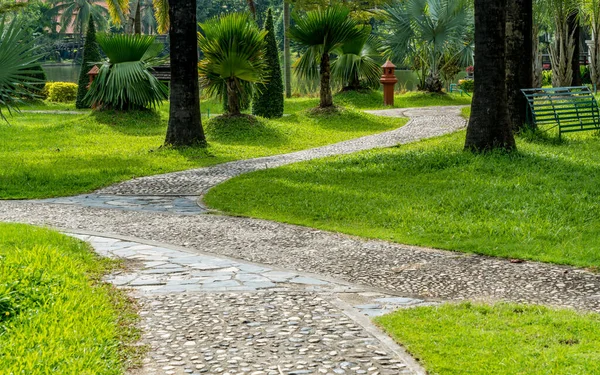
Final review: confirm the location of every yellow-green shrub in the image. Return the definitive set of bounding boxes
[45,82,78,102]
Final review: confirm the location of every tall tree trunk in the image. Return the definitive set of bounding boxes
[568,11,581,86]
[319,53,333,108]
[506,0,533,132]
[164,0,206,147]
[134,1,141,35]
[284,1,292,98]
[465,0,516,152]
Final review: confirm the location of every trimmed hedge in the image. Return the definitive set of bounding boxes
[46,82,78,102]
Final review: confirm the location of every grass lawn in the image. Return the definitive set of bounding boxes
[204,129,600,268]
[375,302,600,375]
[0,223,139,374]
[1,99,407,199]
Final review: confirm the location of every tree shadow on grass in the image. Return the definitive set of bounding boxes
[204,115,288,147]
[287,108,402,133]
[90,109,166,136]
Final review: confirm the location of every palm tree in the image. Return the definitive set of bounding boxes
[85,34,168,109]
[197,12,268,117]
[289,6,367,108]
[331,33,383,91]
[547,0,580,86]
[464,0,516,152]
[585,0,600,87]
[50,0,109,35]
[0,18,43,121]
[383,0,473,92]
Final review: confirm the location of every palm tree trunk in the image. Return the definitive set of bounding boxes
[319,53,333,108]
[284,1,292,98]
[226,79,241,116]
[464,0,516,152]
[164,0,206,147]
[506,0,533,132]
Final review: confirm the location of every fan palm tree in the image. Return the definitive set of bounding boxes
[85,34,168,109]
[50,0,109,35]
[546,0,581,86]
[197,12,268,117]
[0,18,43,121]
[331,33,383,91]
[383,0,473,92]
[289,6,367,108]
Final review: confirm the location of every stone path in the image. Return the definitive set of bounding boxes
[72,232,426,374]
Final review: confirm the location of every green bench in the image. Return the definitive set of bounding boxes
[521,86,600,139]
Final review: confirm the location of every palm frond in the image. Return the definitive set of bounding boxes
[86,34,168,109]
[153,0,169,34]
[0,17,43,121]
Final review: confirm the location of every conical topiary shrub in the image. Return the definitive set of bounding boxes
[252,8,284,118]
[75,17,101,109]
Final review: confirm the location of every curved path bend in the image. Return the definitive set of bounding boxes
[3,105,600,374]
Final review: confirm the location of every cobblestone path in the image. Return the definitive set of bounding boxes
[3,106,600,373]
[72,233,425,375]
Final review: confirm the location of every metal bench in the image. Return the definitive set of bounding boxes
[521,86,600,139]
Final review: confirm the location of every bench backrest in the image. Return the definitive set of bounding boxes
[521,86,600,135]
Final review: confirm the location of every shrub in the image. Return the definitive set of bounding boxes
[253,8,285,118]
[76,17,101,109]
[46,82,78,102]
[542,70,552,87]
[458,79,474,92]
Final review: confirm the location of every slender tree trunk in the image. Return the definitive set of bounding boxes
[319,53,333,108]
[506,0,533,132]
[284,1,292,98]
[226,79,241,116]
[465,0,516,152]
[134,1,142,35]
[568,11,581,86]
[532,24,542,88]
[164,0,206,147]
[591,17,600,87]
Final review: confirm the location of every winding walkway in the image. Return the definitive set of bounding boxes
[3,105,600,374]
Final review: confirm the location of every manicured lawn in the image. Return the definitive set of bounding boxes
[0,103,406,199]
[0,223,139,374]
[205,129,600,268]
[375,302,600,375]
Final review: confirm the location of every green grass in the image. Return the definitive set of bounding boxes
[0,223,140,374]
[0,104,406,199]
[205,129,600,268]
[375,302,600,375]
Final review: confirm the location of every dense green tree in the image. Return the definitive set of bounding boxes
[76,17,101,109]
[290,6,367,108]
[253,9,284,118]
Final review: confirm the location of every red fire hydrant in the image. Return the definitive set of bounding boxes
[380,60,398,106]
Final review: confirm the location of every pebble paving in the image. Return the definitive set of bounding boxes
[72,234,425,374]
